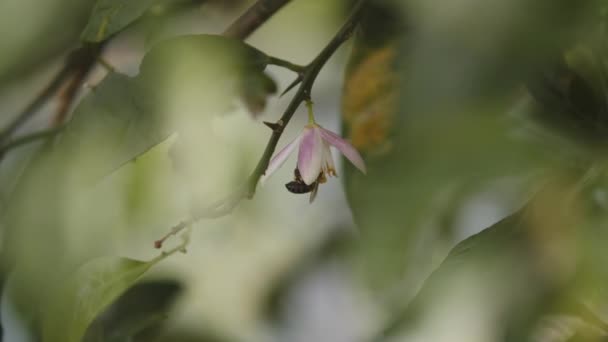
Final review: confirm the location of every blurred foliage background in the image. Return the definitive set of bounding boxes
[2,0,608,341]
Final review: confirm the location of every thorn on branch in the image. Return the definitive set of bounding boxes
[280,76,303,97]
[263,120,284,132]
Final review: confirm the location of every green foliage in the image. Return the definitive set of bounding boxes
[41,257,158,342]
[81,0,166,42]
[1,33,276,341]
[0,0,93,83]
[61,34,273,180]
[7,1,608,341]
[341,0,606,295]
[375,169,608,341]
[83,280,182,342]
[58,73,169,182]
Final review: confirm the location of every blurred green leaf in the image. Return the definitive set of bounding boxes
[136,34,272,114]
[41,257,158,342]
[525,47,608,152]
[0,33,281,342]
[340,0,596,295]
[372,168,608,341]
[81,0,165,42]
[58,34,273,181]
[0,0,94,84]
[83,279,182,342]
[57,72,169,182]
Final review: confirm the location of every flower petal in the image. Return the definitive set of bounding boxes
[319,127,367,174]
[260,135,300,184]
[298,127,324,185]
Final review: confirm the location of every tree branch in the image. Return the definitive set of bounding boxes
[267,55,306,73]
[222,0,293,39]
[53,44,104,125]
[0,0,293,157]
[0,43,104,158]
[0,126,65,155]
[155,0,368,248]
[246,0,366,195]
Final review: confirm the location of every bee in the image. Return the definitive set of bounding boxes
[285,168,326,203]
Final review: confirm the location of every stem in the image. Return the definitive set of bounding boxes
[152,226,192,262]
[54,45,103,124]
[223,0,293,39]
[0,67,71,143]
[0,126,65,155]
[306,100,316,124]
[97,57,116,73]
[0,43,104,156]
[267,56,306,73]
[155,0,368,247]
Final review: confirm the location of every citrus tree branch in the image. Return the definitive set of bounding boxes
[246,0,366,194]
[0,44,103,141]
[0,126,65,155]
[155,0,368,248]
[267,55,306,73]
[223,0,293,39]
[0,43,104,159]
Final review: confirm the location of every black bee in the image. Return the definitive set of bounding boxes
[285,168,326,203]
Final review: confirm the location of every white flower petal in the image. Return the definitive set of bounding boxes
[260,135,300,184]
[298,127,324,185]
[319,127,367,174]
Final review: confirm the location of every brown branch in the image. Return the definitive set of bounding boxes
[0,66,71,142]
[0,126,66,155]
[54,44,104,125]
[222,0,293,39]
[156,0,368,248]
[0,43,104,158]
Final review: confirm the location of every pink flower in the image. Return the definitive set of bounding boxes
[262,123,367,185]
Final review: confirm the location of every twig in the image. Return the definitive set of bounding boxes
[53,45,103,125]
[97,57,116,74]
[0,67,71,143]
[223,0,293,39]
[267,56,306,73]
[0,126,65,155]
[155,0,368,248]
[0,43,104,155]
[152,225,192,262]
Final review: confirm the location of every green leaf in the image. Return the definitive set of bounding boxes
[83,280,182,342]
[340,1,583,293]
[41,257,158,342]
[373,170,608,341]
[81,0,164,42]
[56,72,170,182]
[0,0,93,84]
[57,35,274,180]
[136,35,272,108]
